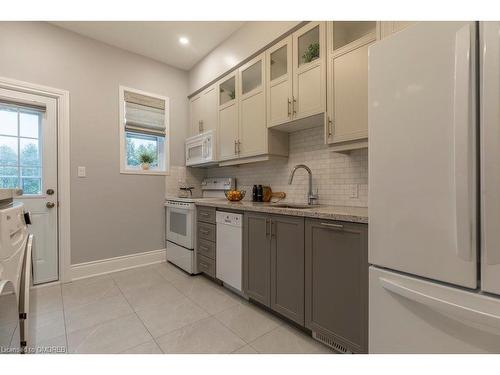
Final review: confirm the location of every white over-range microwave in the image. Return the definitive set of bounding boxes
[185,130,217,166]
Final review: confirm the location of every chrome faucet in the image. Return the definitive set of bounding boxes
[288,164,319,205]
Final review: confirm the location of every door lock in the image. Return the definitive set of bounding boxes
[46,189,55,195]
[46,202,56,209]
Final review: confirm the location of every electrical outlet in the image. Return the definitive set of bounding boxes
[349,184,358,199]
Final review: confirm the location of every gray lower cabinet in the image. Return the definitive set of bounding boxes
[270,215,304,325]
[243,212,305,325]
[243,212,271,306]
[196,206,216,278]
[305,218,368,354]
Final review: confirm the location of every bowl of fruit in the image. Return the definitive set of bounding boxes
[224,190,246,202]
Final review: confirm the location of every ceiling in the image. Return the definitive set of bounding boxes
[50,21,245,70]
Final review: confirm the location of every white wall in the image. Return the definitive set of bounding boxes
[0,22,190,264]
[188,21,300,93]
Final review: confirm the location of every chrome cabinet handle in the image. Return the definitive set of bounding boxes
[292,97,297,116]
[328,117,333,137]
[237,140,241,154]
[200,212,209,217]
[287,98,292,117]
[270,220,275,237]
[320,222,344,230]
[234,140,238,154]
[46,202,55,209]
[265,218,270,237]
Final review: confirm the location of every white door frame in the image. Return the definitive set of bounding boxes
[0,76,71,283]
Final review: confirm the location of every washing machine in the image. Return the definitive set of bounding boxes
[0,189,31,354]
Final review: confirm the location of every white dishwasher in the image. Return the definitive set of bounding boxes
[216,211,243,292]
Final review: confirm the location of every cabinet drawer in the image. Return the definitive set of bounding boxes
[197,222,216,242]
[197,206,216,224]
[197,238,216,260]
[197,254,215,277]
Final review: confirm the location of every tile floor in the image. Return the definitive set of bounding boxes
[28,262,333,354]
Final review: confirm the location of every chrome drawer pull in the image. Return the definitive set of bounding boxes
[320,222,344,230]
[200,212,209,217]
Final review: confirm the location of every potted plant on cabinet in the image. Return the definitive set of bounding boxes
[138,150,156,170]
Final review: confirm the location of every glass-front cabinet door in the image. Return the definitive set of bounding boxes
[292,21,326,120]
[218,71,240,161]
[330,21,377,52]
[238,53,267,158]
[266,35,293,128]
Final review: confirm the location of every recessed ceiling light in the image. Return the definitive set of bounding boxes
[179,37,189,45]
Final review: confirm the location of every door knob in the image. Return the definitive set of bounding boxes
[46,202,56,209]
[46,188,55,195]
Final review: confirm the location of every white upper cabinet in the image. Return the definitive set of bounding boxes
[265,22,326,131]
[189,84,217,137]
[217,54,288,165]
[218,72,239,161]
[326,21,376,151]
[266,36,293,128]
[292,21,326,121]
[238,54,267,158]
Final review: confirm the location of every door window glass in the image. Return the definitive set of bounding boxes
[0,104,42,195]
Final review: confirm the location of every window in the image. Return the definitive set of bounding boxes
[119,86,169,175]
[0,103,43,195]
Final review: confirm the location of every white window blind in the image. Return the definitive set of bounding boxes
[124,91,166,137]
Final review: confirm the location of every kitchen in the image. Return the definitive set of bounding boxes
[1,0,500,372]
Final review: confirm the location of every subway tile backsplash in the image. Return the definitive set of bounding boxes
[207,126,368,207]
[168,126,368,207]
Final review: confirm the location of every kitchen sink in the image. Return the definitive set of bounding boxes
[270,203,319,209]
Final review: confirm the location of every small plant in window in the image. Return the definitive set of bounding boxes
[138,150,156,170]
[302,42,320,63]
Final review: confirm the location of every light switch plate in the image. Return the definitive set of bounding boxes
[77,166,86,178]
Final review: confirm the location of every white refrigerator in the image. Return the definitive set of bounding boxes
[369,21,500,353]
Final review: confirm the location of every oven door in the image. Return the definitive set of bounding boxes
[166,205,194,249]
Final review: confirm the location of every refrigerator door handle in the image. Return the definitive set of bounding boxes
[380,277,500,332]
[481,22,500,266]
[452,23,473,262]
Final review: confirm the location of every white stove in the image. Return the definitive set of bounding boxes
[165,177,235,274]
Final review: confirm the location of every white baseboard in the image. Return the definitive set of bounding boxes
[70,248,166,282]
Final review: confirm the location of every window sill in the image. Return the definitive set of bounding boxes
[120,169,170,176]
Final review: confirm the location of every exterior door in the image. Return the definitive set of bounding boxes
[243,212,271,306]
[369,22,477,288]
[0,87,58,284]
[238,53,267,158]
[480,21,500,296]
[266,36,293,128]
[292,21,326,120]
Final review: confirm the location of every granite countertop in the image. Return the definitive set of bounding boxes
[194,199,368,224]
